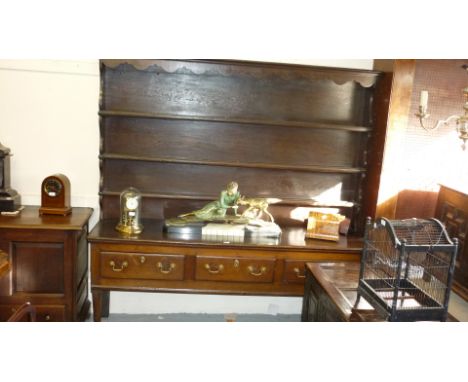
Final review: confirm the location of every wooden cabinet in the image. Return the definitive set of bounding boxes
[435,185,468,300]
[0,206,93,321]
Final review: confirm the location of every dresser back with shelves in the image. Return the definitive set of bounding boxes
[99,59,391,234]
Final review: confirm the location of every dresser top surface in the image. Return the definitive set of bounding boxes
[0,206,93,230]
[88,218,363,252]
[307,261,361,289]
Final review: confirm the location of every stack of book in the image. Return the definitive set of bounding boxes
[201,223,246,243]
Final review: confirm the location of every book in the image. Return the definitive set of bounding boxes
[201,223,246,242]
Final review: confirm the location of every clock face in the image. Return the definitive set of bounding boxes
[125,197,138,210]
[44,178,63,197]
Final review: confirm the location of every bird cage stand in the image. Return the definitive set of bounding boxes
[356,217,458,322]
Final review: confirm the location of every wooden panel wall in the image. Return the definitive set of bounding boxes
[374,59,468,221]
[99,60,389,233]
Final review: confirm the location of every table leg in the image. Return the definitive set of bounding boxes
[92,289,103,322]
[301,270,312,322]
[101,290,110,318]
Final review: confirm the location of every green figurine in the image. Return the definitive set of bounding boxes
[179,181,241,220]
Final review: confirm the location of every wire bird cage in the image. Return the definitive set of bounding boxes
[357,217,458,321]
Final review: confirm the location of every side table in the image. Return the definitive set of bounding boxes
[301,262,458,322]
[0,206,93,321]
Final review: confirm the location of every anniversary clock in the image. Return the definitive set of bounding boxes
[115,187,143,234]
[39,174,72,216]
[0,142,21,212]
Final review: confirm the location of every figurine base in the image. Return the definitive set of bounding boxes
[0,190,21,212]
[164,218,282,239]
[245,220,282,238]
[39,206,72,216]
[164,221,205,235]
[165,214,250,227]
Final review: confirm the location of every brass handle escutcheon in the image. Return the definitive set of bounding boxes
[247,265,267,276]
[157,261,176,274]
[293,267,306,278]
[109,260,128,272]
[204,263,224,274]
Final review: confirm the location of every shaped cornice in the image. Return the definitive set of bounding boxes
[101,59,380,88]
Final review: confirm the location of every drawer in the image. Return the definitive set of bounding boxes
[35,305,66,322]
[0,304,66,322]
[100,252,185,281]
[195,256,275,283]
[283,260,307,284]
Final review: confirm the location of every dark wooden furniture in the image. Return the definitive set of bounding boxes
[301,262,458,322]
[6,301,36,322]
[90,59,391,320]
[89,220,361,321]
[301,261,375,321]
[0,206,93,321]
[0,249,9,277]
[436,184,468,300]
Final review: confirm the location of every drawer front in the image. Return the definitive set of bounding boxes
[0,304,66,322]
[35,305,67,322]
[195,256,275,283]
[100,252,185,280]
[283,260,307,284]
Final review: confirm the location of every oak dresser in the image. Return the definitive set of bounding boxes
[89,59,391,320]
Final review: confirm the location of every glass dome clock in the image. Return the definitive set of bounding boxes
[115,187,143,235]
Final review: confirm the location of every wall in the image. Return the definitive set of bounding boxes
[0,60,100,226]
[375,59,468,221]
[403,60,468,199]
[0,59,373,315]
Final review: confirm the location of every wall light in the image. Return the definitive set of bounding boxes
[416,64,468,150]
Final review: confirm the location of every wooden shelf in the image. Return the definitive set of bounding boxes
[99,154,366,174]
[99,110,372,133]
[99,190,357,208]
[98,59,389,232]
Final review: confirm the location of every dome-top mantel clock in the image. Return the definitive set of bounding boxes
[39,174,72,216]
